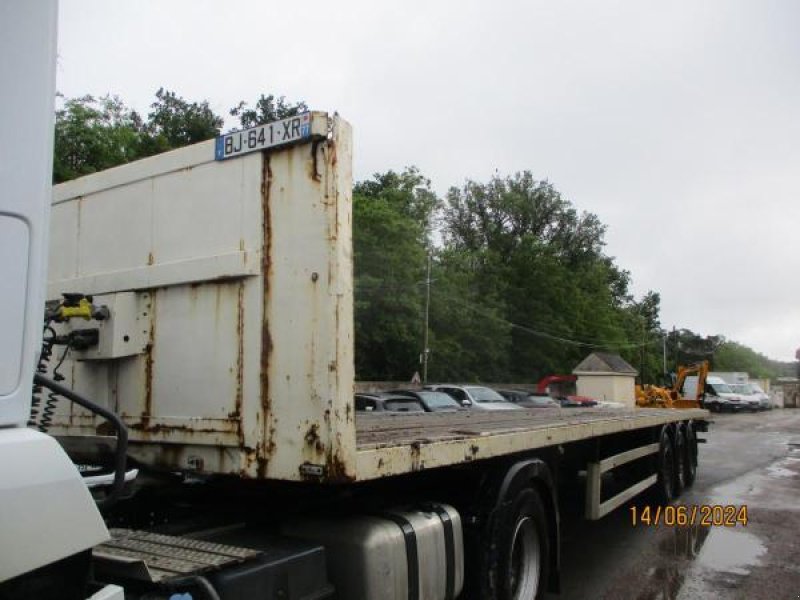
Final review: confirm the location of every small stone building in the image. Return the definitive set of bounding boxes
[573,352,638,407]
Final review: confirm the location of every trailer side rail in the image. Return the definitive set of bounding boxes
[585,442,659,520]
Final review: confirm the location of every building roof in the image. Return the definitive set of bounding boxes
[573,352,637,375]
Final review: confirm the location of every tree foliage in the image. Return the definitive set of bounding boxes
[440,172,648,381]
[140,87,223,154]
[229,94,308,130]
[712,340,785,379]
[352,169,433,380]
[53,94,143,182]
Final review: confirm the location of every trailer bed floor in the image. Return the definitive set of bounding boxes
[354,407,708,480]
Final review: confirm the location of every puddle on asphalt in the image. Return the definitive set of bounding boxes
[766,464,797,478]
[635,524,766,599]
[693,528,766,575]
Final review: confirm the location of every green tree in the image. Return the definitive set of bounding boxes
[441,171,635,380]
[139,88,222,155]
[714,341,781,379]
[229,94,308,129]
[425,247,512,381]
[620,291,665,384]
[352,169,435,380]
[53,94,144,183]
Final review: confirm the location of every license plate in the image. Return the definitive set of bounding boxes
[215,112,313,160]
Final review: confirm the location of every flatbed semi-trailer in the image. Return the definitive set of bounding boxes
[9,111,710,600]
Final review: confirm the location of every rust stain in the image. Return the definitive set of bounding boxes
[208,274,245,284]
[259,153,275,477]
[305,423,319,444]
[142,294,156,430]
[325,452,355,483]
[310,139,323,182]
[410,441,422,471]
[465,444,480,461]
[129,422,192,434]
[234,281,244,447]
[147,252,155,266]
[329,134,338,168]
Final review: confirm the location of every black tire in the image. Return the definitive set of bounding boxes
[683,422,698,487]
[493,487,551,600]
[673,425,687,496]
[652,428,675,505]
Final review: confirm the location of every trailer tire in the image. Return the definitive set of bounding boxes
[683,423,698,487]
[652,428,675,505]
[674,424,687,496]
[494,487,550,600]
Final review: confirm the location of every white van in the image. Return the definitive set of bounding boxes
[683,375,744,412]
[729,383,762,411]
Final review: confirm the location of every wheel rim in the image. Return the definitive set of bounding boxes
[510,516,541,600]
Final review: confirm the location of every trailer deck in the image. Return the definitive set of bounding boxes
[354,407,708,480]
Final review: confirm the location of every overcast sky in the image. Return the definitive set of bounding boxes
[57,1,800,361]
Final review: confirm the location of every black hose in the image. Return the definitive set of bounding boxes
[164,575,222,600]
[33,373,129,510]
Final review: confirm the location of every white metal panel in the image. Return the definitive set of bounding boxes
[150,281,242,419]
[78,179,154,276]
[48,116,356,481]
[0,428,108,581]
[0,0,58,426]
[48,200,79,285]
[151,153,261,263]
[69,292,150,360]
[52,140,217,206]
[261,116,356,481]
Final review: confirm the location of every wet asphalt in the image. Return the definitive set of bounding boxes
[547,409,800,600]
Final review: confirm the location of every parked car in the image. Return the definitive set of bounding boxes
[558,395,598,407]
[702,376,744,412]
[556,397,592,408]
[424,385,523,410]
[748,382,772,409]
[497,389,560,408]
[388,389,467,412]
[729,383,762,411]
[354,393,426,413]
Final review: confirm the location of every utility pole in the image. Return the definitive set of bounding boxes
[422,254,431,383]
[662,332,667,377]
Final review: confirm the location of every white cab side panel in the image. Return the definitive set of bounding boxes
[0,429,109,581]
[0,0,58,425]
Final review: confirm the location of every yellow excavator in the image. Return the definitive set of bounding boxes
[636,361,709,409]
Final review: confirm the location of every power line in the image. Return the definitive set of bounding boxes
[440,292,662,350]
[356,279,661,351]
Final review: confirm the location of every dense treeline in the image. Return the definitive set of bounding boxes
[53,91,792,382]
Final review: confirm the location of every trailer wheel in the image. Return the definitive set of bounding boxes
[496,487,550,600]
[674,425,687,496]
[652,428,675,505]
[683,423,698,487]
